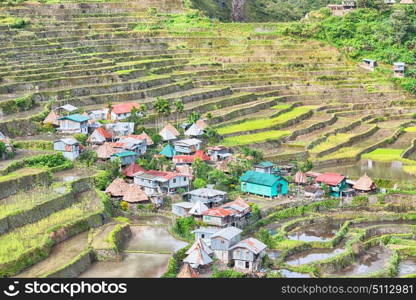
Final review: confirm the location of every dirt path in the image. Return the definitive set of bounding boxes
[16,231,89,278]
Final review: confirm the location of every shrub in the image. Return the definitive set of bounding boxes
[352,195,369,206]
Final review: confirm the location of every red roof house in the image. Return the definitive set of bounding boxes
[315,172,346,186]
[111,103,141,120]
[123,162,145,178]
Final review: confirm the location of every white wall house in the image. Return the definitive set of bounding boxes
[58,114,89,134]
[54,138,82,161]
[134,170,190,195]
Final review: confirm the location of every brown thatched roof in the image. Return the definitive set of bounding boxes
[294,171,307,184]
[177,263,199,278]
[105,178,129,197]
[96,143,118,159]
[353,173,376,192]
[43,110,60,126]
[123,185,149,203]
[137,132,154,146]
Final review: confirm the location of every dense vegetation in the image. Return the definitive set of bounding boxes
[279,4,416,93]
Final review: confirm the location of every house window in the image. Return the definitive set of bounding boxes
[245,261,249,269]
[173,178,177,183]
[184,177,187,182]
[221,240,224,244]
[201,234,205,239]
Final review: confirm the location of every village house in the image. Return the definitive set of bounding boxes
[96,143,118,160]
[353,173,377,193]
[360,59,378,71]
[315,172,347,197]
[202,207,235,228]
[132,132,154,146]
[87,127,112,144]
[88,108,109,121]
[303,185,324,199]
[117,136,147,155]
[173,138,203,154]
[240,170,288,198]
[294,171,307,185]
[159,144,177,158]
[327,0,355,16]
[193,227,220,245]
[159,124,180,141]
[104,122,135,137]
[230,238,267,272]
[393,62,406,78]
[206,146,232,162]
[254,161,278,174]
[110,103,141,120]
[210,226,242,264]
[183,239,213,269]
[172,150,210,166]
[43,110,60,127]
[184,122,205,137]
[57,114,89,134]
[122,184,150,208]
[55,104,78,115]
[221,198,252,228]
[189,201,209,219]
[110,150,138,166]
[172,202,194,217]
[122,162,145,179]
[184,185,227,208]
[105,178,129,199]
[134,170,190,195]
[54,138,82,161]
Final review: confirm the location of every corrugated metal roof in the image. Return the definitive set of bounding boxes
[187,187,227,197]
[230,238,267,254]
[58,114,89,123]
[211,226,242,240]
[240,170,285,187]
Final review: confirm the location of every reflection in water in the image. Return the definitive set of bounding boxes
[331,246,390,277]
[280,269,311,278]
[287,219,343,242]
[286,248,345,266]
[398,259,416,277]
[315,159,415,182]
[79,253,171,278]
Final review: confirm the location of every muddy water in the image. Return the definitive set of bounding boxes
[124,226,187,253]
[287,219,344,242]
[53,168,97,182]
[286,248,345,266]
[330,246,391,277]
[79,253,171,278]
[315,159,415,182]
[129,215,172,225]
[398,259,416,277]
[351,220,416,228]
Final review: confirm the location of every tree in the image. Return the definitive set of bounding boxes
[173,100,184,126]
[154,97,171,130]
[187,111,201,124]
[79,150,97,167]
[206,112,213,123]
[0,141,6,156]
[389,8,414,44]
[256,228,275,248]
[203,127,221,145]
[73,133,88,146]
[297,159,314,173]
[193,177,207,189]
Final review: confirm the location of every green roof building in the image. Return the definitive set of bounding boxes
[111,151,138,166]
[240,170,288,198]
[160,144,176,158]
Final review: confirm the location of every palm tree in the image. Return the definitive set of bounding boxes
[106,102,113,120]
[154,97,171,130]
[174,100,184,126]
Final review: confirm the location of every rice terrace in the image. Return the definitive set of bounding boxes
[0,0,415,279]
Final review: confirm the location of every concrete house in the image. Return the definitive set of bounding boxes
[315,172,347,197]
[221,198,252,228]
[240,170,288,198]
[104,122,135,137]
[230,238,267,272]
[134,170,190,195]
[193,227,220,246]
[55,104,78,115]
[110,103,141,120]
[58,114,89,134]
[172,202,194,217]
[185,186,227,208]
[54,138,82,161]
[117,136,147,156]
[110,150,138,166]
[88,127,112,144]
[210,226,242,264]
[88,108,109,121]
[173,138,202,154]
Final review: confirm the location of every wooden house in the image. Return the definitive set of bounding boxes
[206,146,232,162]
[172,202,194,217]
[192,227,220,245]
[210,226,242,264]
[221,198,251,228]
[96,143,118,160]
[183,242,213,269]
[315,172,347,197]
[110,150,138,166]
[173,138,202,154]
[202,207,235,227]
[393,62,406,78]
[230,238,267,272]
[185,186,227,208]
[254,161,276,174]
[189,201,209,219]
[117,136,147,156]
[122,162,145,178]
[294,171,307,185]
[88,127,112,144]
[105,178,129,198]
[172,150,210,166]
[54,138,82,161]
[58,114,89,134]
[104,122,134,137]
[240,170,288,198]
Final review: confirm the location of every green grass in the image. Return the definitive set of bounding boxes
[405,127,416,133]
[218,106,316,135]
[222,130,290,146]
[362,148,405,162]
[319,146,361,160]
[0,193,101,265]
[0,167,47,183]
[310,133,352,154]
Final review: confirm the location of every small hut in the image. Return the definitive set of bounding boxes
[96,143,118,160]
[353,173,376,193]
[177,263,199,278]
[294,171,307,185]
[393,62,406,78]
[123,185,149,206]
[105,178,129,198]
[43,110,60,126]
[183,243,213,269]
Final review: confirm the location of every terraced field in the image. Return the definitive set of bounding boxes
[1,0,416,169]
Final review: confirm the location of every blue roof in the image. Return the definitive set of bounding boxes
[58,114,89,123]
[160,144,176,158]
[240,171,287,187]
[256,161,274,168]
[112,151,137,158]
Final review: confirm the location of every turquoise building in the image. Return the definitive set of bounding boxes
[240,171,288,198]
[159,144,176,158]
